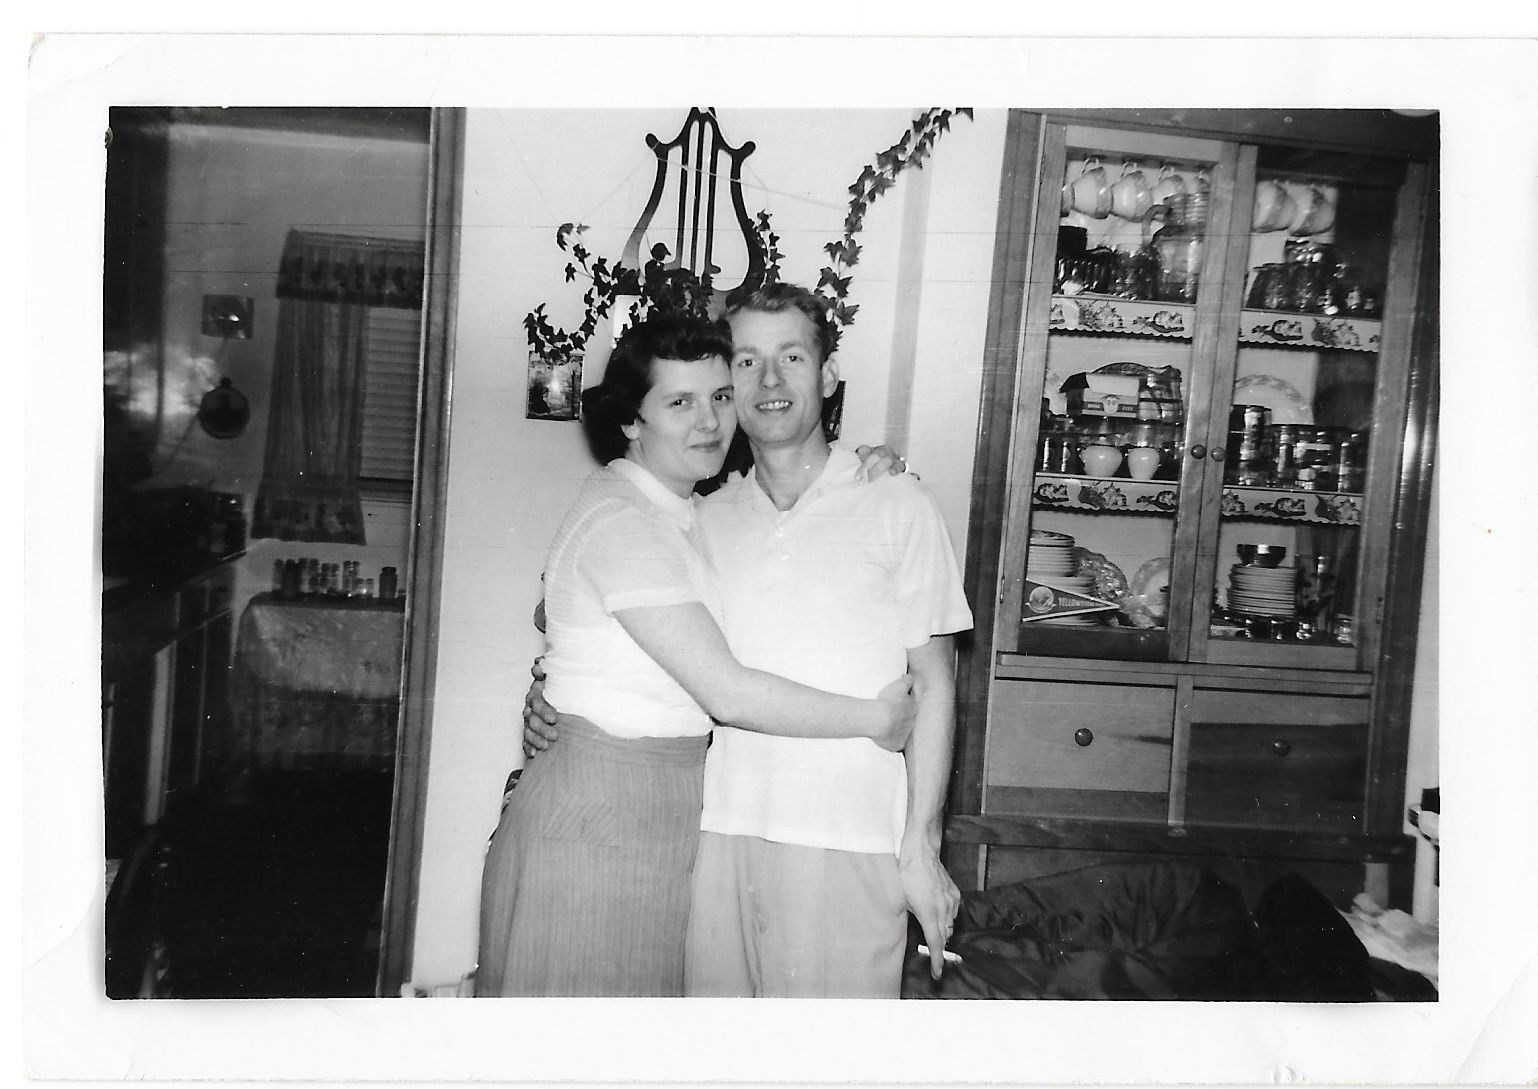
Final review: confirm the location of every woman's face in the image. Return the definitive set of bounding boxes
[622,355,737,496]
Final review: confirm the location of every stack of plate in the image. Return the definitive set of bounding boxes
[1027,531,1103,626]
[1026,530,1077,579]
[1227,563,1298,616]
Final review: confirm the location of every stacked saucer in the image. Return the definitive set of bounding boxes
[1227,562,1298,617]
[1027,531,1103,626]
[1026,531,1077,579]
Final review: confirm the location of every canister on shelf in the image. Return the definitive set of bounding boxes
[1267,423,1301,486]
[1227,404,1272,485]
[1334,431,1367,493]
[1292,428,1334,490]
[379,566,399,600]
[1297,554,1337,633]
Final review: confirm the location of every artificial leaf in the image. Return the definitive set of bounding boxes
[565,263,577,283]
[556,223,574,250]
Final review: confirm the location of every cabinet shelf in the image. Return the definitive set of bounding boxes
[1238,308,1382,352]
[1221,485,1362,525]
[1049,293,1194,339]
[1032,472,1180,515]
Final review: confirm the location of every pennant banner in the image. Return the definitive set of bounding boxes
[1019,578,1119,622]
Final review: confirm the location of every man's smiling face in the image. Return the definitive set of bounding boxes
[726,307,839,450]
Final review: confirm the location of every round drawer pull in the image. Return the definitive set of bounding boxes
[1209,447,1226,462]
[1189,444,1207,460]
[1271,738,1292,757]
[1074,727,1094,747]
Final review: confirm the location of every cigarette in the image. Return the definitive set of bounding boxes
[916,944,963,964]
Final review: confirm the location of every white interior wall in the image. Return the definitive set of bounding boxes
[408,107,998,986]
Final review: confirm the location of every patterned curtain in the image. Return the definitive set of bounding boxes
[274,229,424,310]
[251,231,424,543]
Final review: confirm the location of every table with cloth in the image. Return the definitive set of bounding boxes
[229,592,405,771]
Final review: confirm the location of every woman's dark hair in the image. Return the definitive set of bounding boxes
[579,312,734,465]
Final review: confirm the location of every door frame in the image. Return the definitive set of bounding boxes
[376,106,464,998]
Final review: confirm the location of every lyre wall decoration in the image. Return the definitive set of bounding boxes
[523,107,973,432]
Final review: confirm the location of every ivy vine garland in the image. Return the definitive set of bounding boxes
[524,107,972,362]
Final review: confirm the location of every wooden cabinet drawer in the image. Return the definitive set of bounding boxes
[1184,689,1368,832]
[985,679,1173,819]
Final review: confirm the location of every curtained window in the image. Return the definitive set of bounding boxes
[251,230,424,543]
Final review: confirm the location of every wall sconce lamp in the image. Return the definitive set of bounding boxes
[197,377,250,439]
[202,294,254,339]
[198,294,254,438]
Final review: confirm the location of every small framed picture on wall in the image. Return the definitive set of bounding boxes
[526,352,582,421]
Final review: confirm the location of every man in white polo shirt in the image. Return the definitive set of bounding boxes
[680,283,973,997]
[523,282,972,996]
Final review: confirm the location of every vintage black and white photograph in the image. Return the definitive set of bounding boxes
[23,28,1538,1089]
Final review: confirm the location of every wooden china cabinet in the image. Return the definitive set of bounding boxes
[947,109,1437,907]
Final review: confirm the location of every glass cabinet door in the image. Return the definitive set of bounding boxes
[1194,144,1424,669]
[1000,125,1238,663]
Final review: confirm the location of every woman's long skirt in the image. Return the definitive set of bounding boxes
[475,717,707,997]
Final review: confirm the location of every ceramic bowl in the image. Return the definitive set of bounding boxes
[1237,543,1288,567]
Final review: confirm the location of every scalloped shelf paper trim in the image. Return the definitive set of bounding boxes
[1049,294,1194,339]
[1030,474,1363,525]
[1220,486,1362,525]
[1032,474,1181,514]
[1238,309,1381,352]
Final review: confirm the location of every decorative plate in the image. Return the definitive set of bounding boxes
[1233,373,1311,425]
[1073,547,1128,602]
[1129,556,1172,602]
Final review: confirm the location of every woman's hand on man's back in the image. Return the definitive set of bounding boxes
[522,656,561,758]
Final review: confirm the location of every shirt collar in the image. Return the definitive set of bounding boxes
[608,458,695,531]
[741,445,859,513]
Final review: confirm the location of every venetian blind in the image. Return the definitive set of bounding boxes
[360,306,422,487]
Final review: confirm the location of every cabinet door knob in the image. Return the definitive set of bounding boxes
[1074,727,1094,747]
[1189,444,1207,460]
[1209,447,1226,462]
[1271,738,1292,757]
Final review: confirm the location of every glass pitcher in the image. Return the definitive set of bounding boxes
[1146,192,1208,304]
